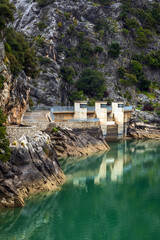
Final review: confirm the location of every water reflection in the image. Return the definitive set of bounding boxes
[61,139,160,186]
[1,139,160,240]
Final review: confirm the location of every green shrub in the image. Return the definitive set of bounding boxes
[64,12,71,20]
[61,66,75,85]
[135,27,152,48]
[52,127,59,132]
[95,18,109,32]
[0,0,15,31]
[117,66,126,78]
[145,51,160,69]
[94,45,104,54]
[69,90,86,103]
[37,21,47,31]
[36,0,55,7]
[137,9,156,29]
[0,108,10,161]
[57,21,62,28]
[0,75,5,90]
[125,18,139,29]
[122,28,130,35]
[35,35,45,47]
[39,56,51,64]
[5,28,39,78]
[108,43,121,59]
[119,73,137,86]
[6,52,22,75]
[138,75,151,91]
[76,68,106,99]
[130,60,143,77]
[98,0,110,6]
[124,91,132,100]
[77,41,94,65]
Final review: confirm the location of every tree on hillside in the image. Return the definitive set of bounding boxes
[76,68,106,99]
[0,0,15,31]
[0,108,10,161]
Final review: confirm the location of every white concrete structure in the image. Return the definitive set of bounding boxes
[74,101,87,120]
[112,101,124,124]
[112,101,124,138]
[95,102,107,124]
[95,102,108,136]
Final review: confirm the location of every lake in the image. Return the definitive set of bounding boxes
[0,139,160,240]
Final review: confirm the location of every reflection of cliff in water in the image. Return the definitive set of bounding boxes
[1,140,160,240]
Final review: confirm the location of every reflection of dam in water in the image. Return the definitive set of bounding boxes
[61,139,160,187]
[1,139,160,240]
[61,141,129,187]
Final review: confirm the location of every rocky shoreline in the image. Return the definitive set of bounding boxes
[0,125,109,208]
[128,110,160,139]
[46,124,110,158]
[0,132,65,208]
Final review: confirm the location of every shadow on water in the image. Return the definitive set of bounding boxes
[1,139,160,240]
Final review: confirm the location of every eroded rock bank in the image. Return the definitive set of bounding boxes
[0,124,109,208]
[0,132,65,209]
[45,123,110,158]
[128,110,160,139]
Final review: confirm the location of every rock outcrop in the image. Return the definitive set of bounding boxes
[128,110,160,139]
[129,122,160,139]
[0,42,30,124]
[46,124,110,157]
[0,132,65,208]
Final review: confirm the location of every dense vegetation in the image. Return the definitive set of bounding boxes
[76,68,106,99]
[5,28,39,77]
[0,0,15,31]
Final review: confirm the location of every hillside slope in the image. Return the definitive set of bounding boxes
[0,0,159,121]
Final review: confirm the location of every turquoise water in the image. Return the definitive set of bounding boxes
[1,140,160,240]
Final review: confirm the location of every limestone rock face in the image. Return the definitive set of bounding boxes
[8,0,160,108]
[128,110,160,139]
[0,132,65,208]
[128,122,160,139]
[46,124,110,158]
[0,42,30,124]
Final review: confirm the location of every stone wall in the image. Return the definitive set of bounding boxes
[53,121,100,129]
[7,121,100,142]
[7,123,49,142]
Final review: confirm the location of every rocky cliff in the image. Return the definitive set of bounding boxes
[0,42,29,124]
[0,0,160,123]
[7,0,160,113]
[0,131,65,208]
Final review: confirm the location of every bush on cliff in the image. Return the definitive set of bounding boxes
[0,108,10,162]
[0,0,15,31]
[5,28,39,78]
[108,43,121,59]
[76,68,106,99]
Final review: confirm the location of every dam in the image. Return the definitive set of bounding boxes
[49,101,133,139]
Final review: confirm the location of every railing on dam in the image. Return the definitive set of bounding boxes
[124,106,133,111]
[68,118,99,122]
[51,105,132,113]
[50,105,133,121]
[51,106,74,112]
